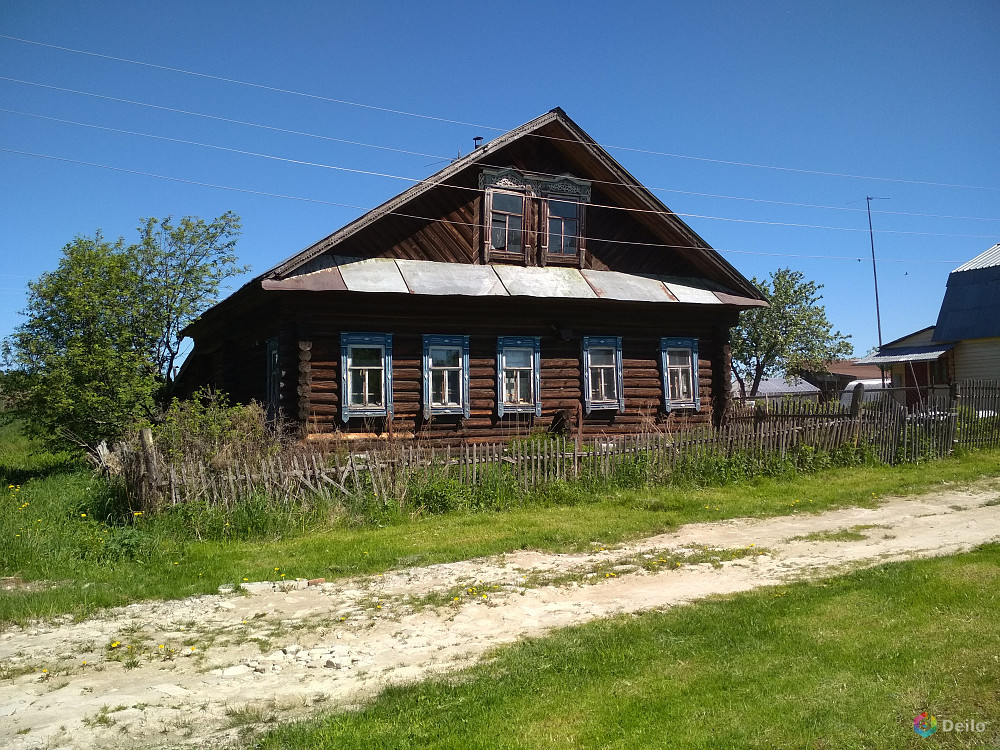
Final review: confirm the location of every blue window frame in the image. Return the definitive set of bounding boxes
[582,336,624,414]
[660,337,700,411]
[340,333,392,422]
[497,337,541,417]
[422,335,470,419]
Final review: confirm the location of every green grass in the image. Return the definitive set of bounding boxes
[787,524,890,543]
[3,419,1000,627]
[257,544,1000,749]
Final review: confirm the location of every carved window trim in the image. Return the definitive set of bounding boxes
[340,333,393,422]
[660,337,700,412]
[480,169,591,266]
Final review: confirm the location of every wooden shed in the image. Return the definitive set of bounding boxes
[178,108,766,443]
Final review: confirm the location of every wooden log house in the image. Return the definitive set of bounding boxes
[178,109,767,443]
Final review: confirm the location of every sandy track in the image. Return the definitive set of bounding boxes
[2,480,999,749]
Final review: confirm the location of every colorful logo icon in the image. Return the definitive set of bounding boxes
[914,712,938,738]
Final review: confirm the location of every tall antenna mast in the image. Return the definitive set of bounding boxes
[866,196,889,348]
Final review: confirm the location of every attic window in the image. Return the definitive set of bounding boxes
[489,191,525,256]
[543,197,582,260]
[480,169,591,264]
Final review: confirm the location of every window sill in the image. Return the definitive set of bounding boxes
[500,403,538,414]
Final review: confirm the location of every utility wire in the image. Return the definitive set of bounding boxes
[4,108,997,239]
[3,34,999,192]
[0,77,446,160]
[0,35,498,131]
[0,147,972,264]
[3,77,1000,224]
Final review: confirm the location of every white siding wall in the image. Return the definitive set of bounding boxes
[891,327,937,347]
[955,338,1000,379]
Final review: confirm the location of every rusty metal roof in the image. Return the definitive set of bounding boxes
[261,257,765,307]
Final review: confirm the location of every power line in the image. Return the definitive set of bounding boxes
[0,147,972,265]
[3,34,999,193]
[5,108,997,240]
[4,76,1000,224]
[0,76,446,161]
[0,35,500,131]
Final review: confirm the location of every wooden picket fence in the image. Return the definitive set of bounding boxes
[128,380,1000,509]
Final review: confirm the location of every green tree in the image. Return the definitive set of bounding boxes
[1,213,244,449]
[134,212,244,380]
[731,268,852,399]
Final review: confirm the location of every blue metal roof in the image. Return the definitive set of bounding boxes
[933,246,1000,341]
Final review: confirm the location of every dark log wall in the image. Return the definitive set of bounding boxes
[275,292,737,444]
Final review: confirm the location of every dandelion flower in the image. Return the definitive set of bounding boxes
[80,513,86,517]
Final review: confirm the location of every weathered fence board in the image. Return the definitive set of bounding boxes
[124,380,1000,509]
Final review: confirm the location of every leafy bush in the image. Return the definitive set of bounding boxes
[151,387,282,468]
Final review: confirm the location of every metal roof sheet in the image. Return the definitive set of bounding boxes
[855,343,955,365]
[952,243,1000,273]
[258,257,764,308]
[735,376,820,396]
[334,256,409,294]
[493,265,598,299]
[933,264,1000,341]
[580,269,676,303]
[662,280,721,305]
[396,259,508,297]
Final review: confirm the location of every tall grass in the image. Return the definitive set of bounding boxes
[3,417,1000,627]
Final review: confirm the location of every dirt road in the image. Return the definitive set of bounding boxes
[2,480,999,749]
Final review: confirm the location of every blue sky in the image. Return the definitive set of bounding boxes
[2,1,998,362]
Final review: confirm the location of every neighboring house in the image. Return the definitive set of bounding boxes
[932,243,1000,379]
[178,109,765,443]
[800,359,884,401]
[857,243,1000,401]
[732,377,821,403]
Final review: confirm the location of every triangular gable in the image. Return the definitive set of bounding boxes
[260,108,761,300]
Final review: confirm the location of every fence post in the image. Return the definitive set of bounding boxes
[849,383,865,418]
[946,383,960,453]
[138,427,159,503]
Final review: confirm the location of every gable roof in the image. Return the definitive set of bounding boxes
[933,244,1000,341]
[260,108,762,300]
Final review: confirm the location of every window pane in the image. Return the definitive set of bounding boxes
[517,372,533,403]
[590,370,606,401]
[590,367,616,401]
[446,370,461,405]
[669,369,692,400]
[667,350,691,368]
[505,349,531,368]
[549,199,577,218]
[590,348,614,366]
[430,347,460,368]
[491,221,505,249]
[504,371,518,403]
[508,228,522,254]
[367,372,383,405]
[432,370,445,404]
[350,370,366,405]
[493,192,523,214]
[351,346,382,367]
